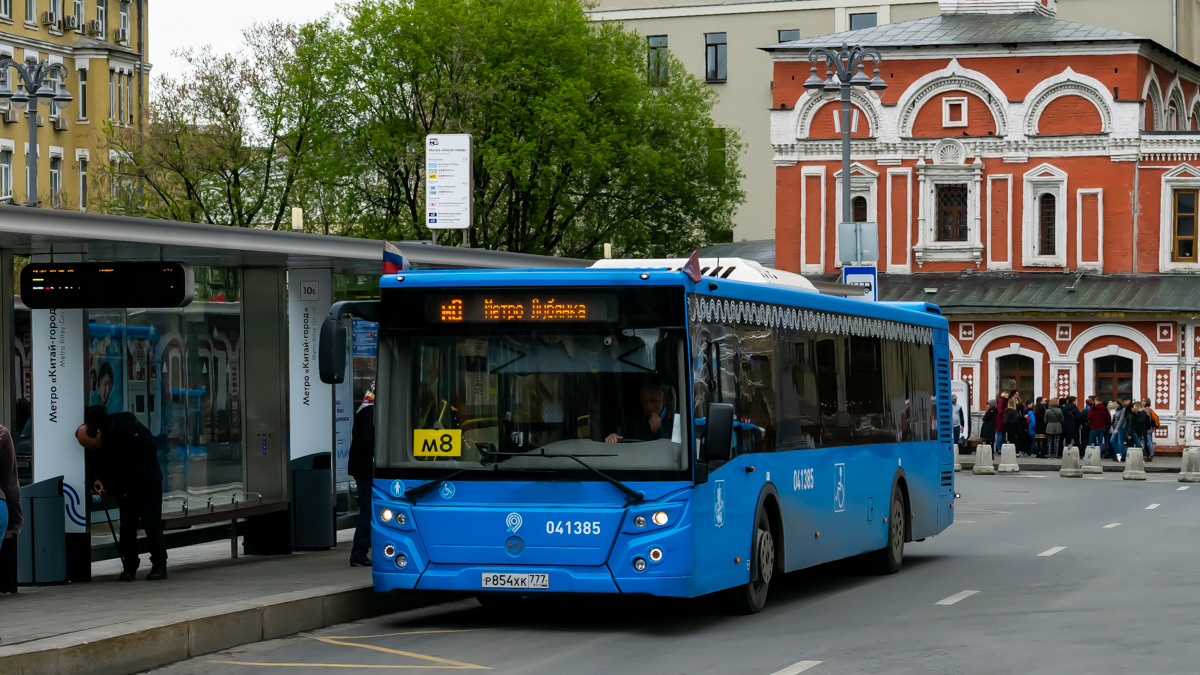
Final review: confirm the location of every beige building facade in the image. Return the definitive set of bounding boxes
[1,0,148,211]
[589,0,1199,242]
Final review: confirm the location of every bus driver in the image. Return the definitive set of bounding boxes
[605,378,675,443]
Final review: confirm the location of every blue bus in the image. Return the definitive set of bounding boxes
[319,258,954,613]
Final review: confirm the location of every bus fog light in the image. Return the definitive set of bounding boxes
[634,515,647,528]
[396,511,406,525]
[652,511,669,526]
[633,557,647,572]
[383,544,395,558]
[396,553,408,568]
[649,547,663,562]
[381,508,394,523]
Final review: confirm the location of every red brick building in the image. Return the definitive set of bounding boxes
[767,0,1200,447]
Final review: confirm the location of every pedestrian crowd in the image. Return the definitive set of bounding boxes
[978,393,1159,463]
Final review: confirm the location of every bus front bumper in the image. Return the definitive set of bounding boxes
[373,564,691,597]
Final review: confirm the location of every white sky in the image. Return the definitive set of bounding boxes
[149,1,341,79]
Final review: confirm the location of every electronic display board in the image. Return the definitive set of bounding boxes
[426,293,615,323]
[21,262,194,309]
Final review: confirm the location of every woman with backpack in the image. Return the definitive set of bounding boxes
[1045,398,1065,460]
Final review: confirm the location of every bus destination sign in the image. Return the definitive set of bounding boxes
[428,294,614,323]
[21,262,195,309]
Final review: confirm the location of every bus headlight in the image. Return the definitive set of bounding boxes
[381,508,394,523]
[634,515,647,528]
[383,544,395,558]
[395,511,406,525]
[633,557,647,572]
[652,511,669,526]
[396,553,408,568]
[649,547,664,562]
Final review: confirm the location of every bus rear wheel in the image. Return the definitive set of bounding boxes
[726,507,775,614]
[867,488,905,575]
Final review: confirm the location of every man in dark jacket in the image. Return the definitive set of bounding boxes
[1061,397,1081,450]
[348,384,376,567]
[75,406,167,581]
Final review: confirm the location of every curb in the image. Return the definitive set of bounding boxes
[959,462,1179,474]
[0,584,441,675]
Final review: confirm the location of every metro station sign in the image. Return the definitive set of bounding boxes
[20,262,195,309]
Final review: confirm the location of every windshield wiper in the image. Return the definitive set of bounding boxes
[487,451,645,505]
[403,469,474,501]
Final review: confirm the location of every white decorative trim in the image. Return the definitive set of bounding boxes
[1164,76,1188,132]
[1082,345,1142,402]
[0,43,13,58]
[913,155,985,265]
[968,324,1060,362]
[1067,324,1165,362]
[48,145,63,158]
[895,59,1010,139]
[886,167,913,274]
[1076,188,1104,272]
[800,165,826,275]
[75,57,89,69]
[1055,324,1072,342]
[942,96,968,128]
[1158,164,1200,273]
[1023,68,1114,136]
[689,295,935,345]
[0,139,13,152]
[1157,323,1174,343]
[986,174,1013,270]
[75,148,89,161]
[959,323,975,341]
[1021,163,1068,268]
[833,163,879,266]
[938,0,1056,16]
[795,89,880,141]
[1143,70,1165,131]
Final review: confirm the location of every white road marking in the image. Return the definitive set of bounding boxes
[1179,486,1191,491]
[1038,546,1067,557]
[935,590,979,606]
[1085,476,1105,480]
[1103,523,1121,528]
[770,661,823,675]
[1146,503,1161,510]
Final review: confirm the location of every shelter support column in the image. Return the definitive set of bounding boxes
[0,249,12,430]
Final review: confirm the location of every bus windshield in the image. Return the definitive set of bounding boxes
[376,329,690,474]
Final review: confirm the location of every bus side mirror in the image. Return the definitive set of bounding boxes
[704,403,735,463]
[318,316,347,384]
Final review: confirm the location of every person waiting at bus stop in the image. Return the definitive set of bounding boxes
[75,405,168,581]
[605,377,675,443]
[349,383,376,568]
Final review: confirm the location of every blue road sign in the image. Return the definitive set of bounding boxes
[842,265,877,302]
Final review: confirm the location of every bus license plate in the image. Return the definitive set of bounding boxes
[481,573,549,589]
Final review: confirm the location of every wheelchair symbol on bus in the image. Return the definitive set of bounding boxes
[834,463,846,513]
[440,482,456,499]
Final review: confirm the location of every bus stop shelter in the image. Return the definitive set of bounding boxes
[0,207,584,581]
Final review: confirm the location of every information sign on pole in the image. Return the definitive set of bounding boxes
[425,134,473,230]
[842,265,878,302]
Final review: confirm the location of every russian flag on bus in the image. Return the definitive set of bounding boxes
[384,241,408,275]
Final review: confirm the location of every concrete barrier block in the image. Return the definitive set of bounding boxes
[189,608,262,657]
[997,443,1020,473]
[1180,447,1200,483]
[262,596,325,640]
[972,443,995,475]
[1123,448,1147,481]
[57,622,190,675]
[1081,445,1103,474]
[954,443,963,472]
[1059,445,1083,478]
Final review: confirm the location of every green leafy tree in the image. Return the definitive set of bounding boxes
[298,0,744,256]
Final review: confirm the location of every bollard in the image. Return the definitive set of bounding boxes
[1081,445,1103,474]
[954,443,963,472]
[1180,447,1200,483]
[1059,445,1083,478]
[997,443,1020,473]
[1122,448,1147,481]
[973,443,996,475]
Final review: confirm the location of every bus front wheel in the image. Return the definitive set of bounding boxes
[867,488,905,575]
[726,507,775,614]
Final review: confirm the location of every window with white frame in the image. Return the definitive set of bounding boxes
[1172,189,1197,263]
[116,71,123,123]
[73,0,81,23]
[913,140,984,264]
[49,155,61,206]
[125,72,132,124]
[1,0,11,20]
[0,150,11,199]
[1167,104,1180,132]
[119,0,128,33]
[96,0,106,35]
[943,97,967,128]
[78,156,87,209]
[48,67,61,117]
[108,69,115,120]
[1021,163,1067,267]
[24,0,34,24]
[78,66,86,118]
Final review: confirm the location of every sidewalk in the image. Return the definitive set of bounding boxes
[0,529,439,675]
[959,453,1182,473]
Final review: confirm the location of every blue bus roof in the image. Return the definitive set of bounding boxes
[380,268,947,330]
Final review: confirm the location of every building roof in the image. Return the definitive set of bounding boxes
[765,13,1146,53]
[808,272,1200,315]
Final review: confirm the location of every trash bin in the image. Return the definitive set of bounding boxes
[290,453,334,550]
[17,476,67,585]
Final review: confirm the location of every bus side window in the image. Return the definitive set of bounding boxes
[736,325,776,453]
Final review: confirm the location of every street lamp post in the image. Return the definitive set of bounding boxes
[0,58,74,207]
[803,44,886,265]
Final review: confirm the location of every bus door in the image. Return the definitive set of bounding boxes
[934,332,954,530]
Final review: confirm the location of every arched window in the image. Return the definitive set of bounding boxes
[1167,104,1180,131]
[1095,356,1133,404]
[852,196,867,223]
[997,354,1035,404]
[1038,193,1056,256]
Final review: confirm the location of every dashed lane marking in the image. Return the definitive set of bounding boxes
[1179,486,1191,491]
[1038,547,1066,557]
[1103,523,1121,528]
[935,590,980,606]
[769,661,823,675]
[1146,503,1161,510]
[1085,477,1105,480]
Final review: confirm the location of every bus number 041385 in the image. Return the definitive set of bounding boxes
[546,520,601,535]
